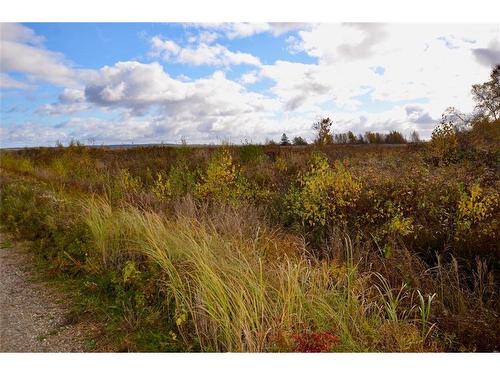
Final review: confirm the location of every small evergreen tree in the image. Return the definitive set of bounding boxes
[280,133,291,146]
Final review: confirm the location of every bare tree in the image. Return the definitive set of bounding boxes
[472,64,500,121]
[440,106,475,132]
[312,117,334,145]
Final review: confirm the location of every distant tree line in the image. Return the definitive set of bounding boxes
[332,130,418,145]
[271,117,420,146]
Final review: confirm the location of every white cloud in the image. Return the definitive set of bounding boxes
[260,60,374,112]
[151,36,261,66]
[191,22,312,39]
[187,31,219,44]
[37,88,89,115]
[261,24,500,119]
[240,71,259,85]
[52,61,279,142]
[0,73,34,89]
[0,23,45,45]
[295,23,389,63]
[0,122,68,147]
[472,39,500,67]
[0,116,151,147]
[84,61,187,114]
[0,23,81,88]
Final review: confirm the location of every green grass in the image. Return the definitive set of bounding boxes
[0,239,13,249]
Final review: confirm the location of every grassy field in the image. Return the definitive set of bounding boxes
[0,119,498,352]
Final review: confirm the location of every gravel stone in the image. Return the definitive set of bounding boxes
[0,233,88,352]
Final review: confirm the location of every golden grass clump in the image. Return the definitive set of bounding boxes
[82,197,436,352]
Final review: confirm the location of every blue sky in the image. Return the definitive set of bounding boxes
[1,22,499,147]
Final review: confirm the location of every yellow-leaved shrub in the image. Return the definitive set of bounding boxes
[195,147,250,205]
[285,152,361,230]
[456,183,499,238]
[151,171,172,202]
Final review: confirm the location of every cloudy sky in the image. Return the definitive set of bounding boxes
[1,22,499,147]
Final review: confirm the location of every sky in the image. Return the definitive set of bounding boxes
[0,22,499,147]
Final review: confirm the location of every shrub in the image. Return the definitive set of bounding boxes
[151,171,172,202]
[0,179,90,272]
[168,161,198,197]
[195,147,250,205]
[455,183,499,242]
[291,331,339,352]
[429,120,460,164]
[239,143,265,164]
[387,214,414,237]
[285,152,361,236]
[0,153,34,173]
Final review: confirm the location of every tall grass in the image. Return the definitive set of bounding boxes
[83,197,434,352]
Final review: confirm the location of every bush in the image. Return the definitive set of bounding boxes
[430,122,460,163]
[0,153,34,173]
[284,152,361,240]
[239,143,265,164]
[0,179,90,273]
[195,147,250,205]
[455,183,499,250]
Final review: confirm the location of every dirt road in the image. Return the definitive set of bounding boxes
[0,233,88,352]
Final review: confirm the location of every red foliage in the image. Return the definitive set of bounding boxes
[291,331,339,352]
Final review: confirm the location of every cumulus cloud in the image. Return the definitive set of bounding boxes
[405,105,435,125]
[0,121,68,147]
[293,23,389,63]
[83,61,187,115]
[0,23,81,88]
[0,115,155,147]
[473,39,500,67]
[260,60,373,112]
[84,61,275,110]
[62,61,278,141]
[151,36,261,66]
[262,24,500,118]
[336,23,389,61]
[37,88,89,115]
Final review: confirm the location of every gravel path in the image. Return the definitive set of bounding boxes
[0,233,88,352]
